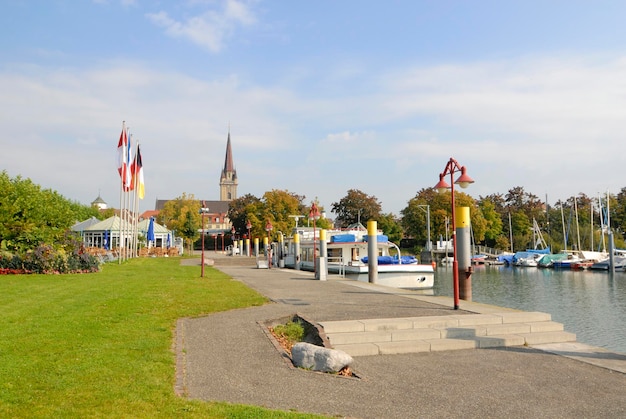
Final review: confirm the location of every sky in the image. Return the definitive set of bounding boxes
[2,1,626,217]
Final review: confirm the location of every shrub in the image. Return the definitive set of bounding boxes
[0,245,100,275]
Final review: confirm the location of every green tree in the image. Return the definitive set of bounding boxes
[401,188,437,246]
[261,190,306,240]
[303,199,332,231]
[401,188,483,248]
[377,213,403,244]
[478,198,503,247]
[0,171,101,253]
[611,188,626,239]
[180,210,200,254]
[157,193,200,254]
[331,189,382,228]
[509,210,532,251]
[227,193,263,237]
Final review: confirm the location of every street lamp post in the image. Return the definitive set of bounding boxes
[434,157,474,310]
[265,220,273,268]
[199,203,210,277]
[246,219,252,257]
[308,203,321,275]
[231,226,236,255]
[289,214,305,228]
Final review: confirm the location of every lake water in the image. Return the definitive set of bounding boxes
[433,265,626,354]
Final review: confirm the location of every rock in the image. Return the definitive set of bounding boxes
[291,342,353,373]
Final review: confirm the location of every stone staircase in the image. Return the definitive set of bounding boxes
[318,311,576,357]
[211,256,259,267]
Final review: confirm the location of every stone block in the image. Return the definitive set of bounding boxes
[291,342,353,372]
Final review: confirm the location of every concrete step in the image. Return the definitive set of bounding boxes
[212,257,258,266]
[319,312,576,357]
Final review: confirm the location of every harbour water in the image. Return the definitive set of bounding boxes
[433,265,626,354]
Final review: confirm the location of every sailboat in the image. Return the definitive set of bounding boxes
[513,218,550,267]
[589,191,626,270]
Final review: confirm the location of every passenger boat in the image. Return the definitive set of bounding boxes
[283,226,434,289]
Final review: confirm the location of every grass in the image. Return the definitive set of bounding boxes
[273,321,305,344]
[0,258,326,418]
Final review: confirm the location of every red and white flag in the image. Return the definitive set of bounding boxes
[117,123,132,191]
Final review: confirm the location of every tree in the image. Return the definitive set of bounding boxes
[261,190,306,240]
[227,190,309,239]
[401,187,483,249]
[0,171,102,253]
[400,188,437,246]
[303,199,333,231]
[227,193,263,237]
[157,192,200,254]
[180,209,200,255]
[612,188,626,239]
[331,189,382,228]
[377,213,402,244]
[509,210,532,251]
[477,197,503,247]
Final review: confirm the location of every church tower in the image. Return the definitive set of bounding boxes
[219,130,238,201]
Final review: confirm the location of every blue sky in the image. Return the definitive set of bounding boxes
[2,1,626,216]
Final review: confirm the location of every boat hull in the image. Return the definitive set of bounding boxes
[296,261,435,289]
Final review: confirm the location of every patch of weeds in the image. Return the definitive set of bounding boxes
[271,320,304,352]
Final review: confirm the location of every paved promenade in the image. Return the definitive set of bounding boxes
[178,254,626,418]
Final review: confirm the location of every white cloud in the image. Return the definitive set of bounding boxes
[146,0,256,52]
[323,130,374,144]
[381,55,626,146]
[3,52,626,214]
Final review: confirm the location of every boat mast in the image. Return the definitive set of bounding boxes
[574,197,581,252]
[561,203,567,252]
[606,189,611,234]
[599,192,606,253]
[590,200,593,252]
[508,212,513,252]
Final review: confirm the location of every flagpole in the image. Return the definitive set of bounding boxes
[117,121,127,264]
[124,132,133,261]
[132,141,140,258]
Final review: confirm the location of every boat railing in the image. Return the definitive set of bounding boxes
[389,241,403,264]
[327,256,345,277]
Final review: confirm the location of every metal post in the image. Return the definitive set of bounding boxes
[367,220,378,284]
[309,203,320,275]
[199,204,209,277]
[456,206,472,301]
[246,220,252,257]
[201,211,205,277]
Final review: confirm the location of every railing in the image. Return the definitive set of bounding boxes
[432,245,506,257]
[327,256,345,277]
[473,245,506,256]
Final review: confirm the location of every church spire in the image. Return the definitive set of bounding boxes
[223,130,235,173]
[219,128,238,201]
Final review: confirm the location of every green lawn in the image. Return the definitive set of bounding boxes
[0,258,324,418]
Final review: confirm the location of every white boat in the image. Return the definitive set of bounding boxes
[284,226,434,290]
[589,254,626,270]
